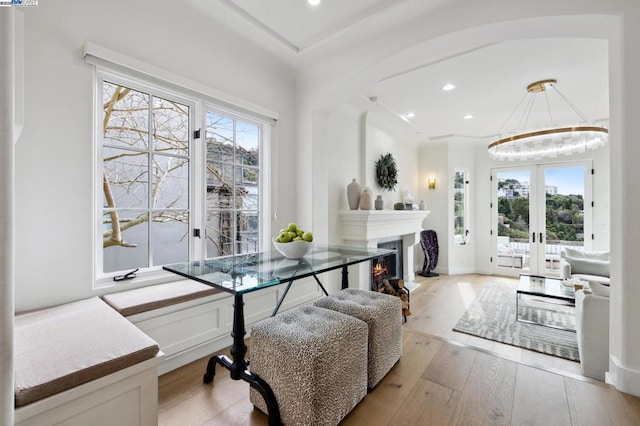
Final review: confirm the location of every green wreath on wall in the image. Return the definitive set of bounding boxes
[375,152,398,191]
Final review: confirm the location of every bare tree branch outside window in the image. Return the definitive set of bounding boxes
[101,81,262,274]
[102,82,189,273]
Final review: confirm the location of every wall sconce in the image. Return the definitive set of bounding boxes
[428,177,436,189]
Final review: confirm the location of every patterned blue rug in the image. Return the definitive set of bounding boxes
[453,283,579,361]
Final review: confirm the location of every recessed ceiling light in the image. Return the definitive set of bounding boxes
[464,114,474,120]
[406,112,415,118]
[442,83,456,91]
[308,0,321,5]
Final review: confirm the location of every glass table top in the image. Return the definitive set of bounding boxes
[517,274,575,300]
[163,244,395,295]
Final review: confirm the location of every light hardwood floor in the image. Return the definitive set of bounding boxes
[158,274,640,425]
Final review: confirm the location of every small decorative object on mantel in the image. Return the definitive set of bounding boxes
[375,153,398,191]
[375,195,383,210]
[419,200,426,210]
[359,187,373,210]
[346,178,361,210]
[402,190,418,210]
[393,202,405,210]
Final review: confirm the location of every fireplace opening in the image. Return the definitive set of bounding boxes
[371,239,411,321]
[371,239,403,290]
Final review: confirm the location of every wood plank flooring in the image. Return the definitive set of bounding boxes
[158,274,640,425]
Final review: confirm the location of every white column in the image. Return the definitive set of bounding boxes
[0,7,16,424]
[608,7,640,396]
[401,232,418,282]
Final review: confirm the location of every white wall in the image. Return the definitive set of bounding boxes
[325,99,423,245]
[416,141,448,273]
[0,9,16,425]
[326,103,363,243]
[14,0,297,312]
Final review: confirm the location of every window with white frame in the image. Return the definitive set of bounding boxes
[204,110,261,258]
[97,72,269,284]
[454,169,469,244]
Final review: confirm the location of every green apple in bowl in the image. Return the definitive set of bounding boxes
[273,223,314,259]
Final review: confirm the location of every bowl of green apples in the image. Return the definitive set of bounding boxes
[273,222,314,259]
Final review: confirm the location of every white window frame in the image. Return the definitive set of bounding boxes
[453,168,469,245]
[92,67,272,289]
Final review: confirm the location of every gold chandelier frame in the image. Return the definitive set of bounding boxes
[488,79,608,161]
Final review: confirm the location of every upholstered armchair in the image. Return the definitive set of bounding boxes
[560,248,610,285]
[575,282,610,381]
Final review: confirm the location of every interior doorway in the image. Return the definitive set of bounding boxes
[491,161,593,277]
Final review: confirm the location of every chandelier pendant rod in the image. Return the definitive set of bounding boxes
[520,91,537,131]
[544,89,554,125]
[552,86,590,122]
[496,92,529,135]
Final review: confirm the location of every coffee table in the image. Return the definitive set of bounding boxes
[516,274,576,331]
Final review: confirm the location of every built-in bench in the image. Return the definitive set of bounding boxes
[103,277,326,374]
[102,280,221,317]
[102,280,234,375]
[14,275,327,424]
[14,297,163,426]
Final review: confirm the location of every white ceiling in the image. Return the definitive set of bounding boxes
[214,0,413,52]
[184,0,609,142]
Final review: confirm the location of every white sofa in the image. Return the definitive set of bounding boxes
[560,248,610,285]
[575,283,610,381]
[497,237,525,269]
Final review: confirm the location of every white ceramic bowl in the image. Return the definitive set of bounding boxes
[272,239,313,259]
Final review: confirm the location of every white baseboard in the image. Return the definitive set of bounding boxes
[607,355,640,397]
[447,266,476,275]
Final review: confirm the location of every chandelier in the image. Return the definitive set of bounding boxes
[488,79,608,161]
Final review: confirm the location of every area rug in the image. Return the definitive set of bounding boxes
[453,283,579,361]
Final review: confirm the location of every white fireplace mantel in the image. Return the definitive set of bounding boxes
[338,210,430,287]
[338,210,430,243]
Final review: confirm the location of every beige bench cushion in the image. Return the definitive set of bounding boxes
[15,297,159,407]
[102,281,220,316]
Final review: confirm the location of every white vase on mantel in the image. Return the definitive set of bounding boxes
[347,178,361,210]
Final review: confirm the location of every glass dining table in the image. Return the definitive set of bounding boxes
[163,244,394,426]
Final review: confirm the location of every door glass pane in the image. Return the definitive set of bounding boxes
[454,170,466,244]
[496,170,530,272]
[544,166,585,275]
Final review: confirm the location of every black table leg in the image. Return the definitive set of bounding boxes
[203,293,282,426]
[311,273,329,296]
[272,279,294,317]
[341,265,349,289]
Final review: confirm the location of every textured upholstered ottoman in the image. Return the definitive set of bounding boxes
[315,288,402,388]
[249,305,368,426]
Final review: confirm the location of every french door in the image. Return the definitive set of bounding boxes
[491,161,592,277]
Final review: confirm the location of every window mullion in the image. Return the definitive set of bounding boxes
[148,95,154,268]
[192,102,205,261]
[232,119,238,256]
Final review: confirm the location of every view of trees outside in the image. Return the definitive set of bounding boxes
[102,81,190,273]
[497,170,584,243]
[102,81,261,274]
